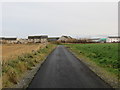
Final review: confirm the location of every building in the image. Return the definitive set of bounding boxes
[0,36,17,44]
[99,38,107,43]
[88,37,107,43]
[106,36,120,43]
[88,37,101,43]
[28,36,40,43]
[48,37,59,42]
[28,35,48,43]
[0,37,5,44]
[40,35,48,43]
[58,35,72,42]
[17,38,28,44]
[4,37,17,44]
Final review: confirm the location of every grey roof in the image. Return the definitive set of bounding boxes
[48,37,59,39]
[0,37,17,40]
[28,35,48,39]
[62,36,72,38]
[4,38,17,40]
[108,36,120,38]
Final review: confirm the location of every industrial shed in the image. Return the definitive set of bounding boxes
[28,35,48,43]
[0,36,17,44]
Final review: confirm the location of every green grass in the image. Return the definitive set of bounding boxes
[65,43,119,75]
[2,44,56,88]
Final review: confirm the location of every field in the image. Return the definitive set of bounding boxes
[1,44,44,61]
[2,43,56,88]
[65,43,119,74]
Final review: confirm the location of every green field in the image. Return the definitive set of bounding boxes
[65,43,119,75]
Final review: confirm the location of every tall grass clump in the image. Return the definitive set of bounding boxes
[2,44,56,88]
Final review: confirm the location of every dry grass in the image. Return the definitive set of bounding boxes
[1,43,45,87]
[2,44,56,88]
[1,44,44,61]
[0,77,2,89]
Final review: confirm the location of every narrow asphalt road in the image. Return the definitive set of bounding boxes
[28,45,111,88]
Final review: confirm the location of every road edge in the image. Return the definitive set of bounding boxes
[65,46,118,88]
[13,46,57,89]
[25,46,57,89]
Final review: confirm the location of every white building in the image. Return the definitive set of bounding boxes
[107,36,120,43]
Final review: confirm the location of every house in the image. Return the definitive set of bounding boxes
[48,37,59,42]
[28,35,48,43]
[58,35,72,42]
[106,36,120,43]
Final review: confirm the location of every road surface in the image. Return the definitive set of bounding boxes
[28,45,111,88]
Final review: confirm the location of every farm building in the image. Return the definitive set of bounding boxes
[17,39,28,44]
[0,36,17,44]
[40,35,48,43]
[48,37,59,42]
[99,38,107,43]
[88,37,107,43]
[28,35,48,43]
[58,35,72,42]
[0,37,5,44]
[88,37,101,43]
[106,36,120,43]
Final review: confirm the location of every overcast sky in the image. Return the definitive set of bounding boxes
[2,2,118,38]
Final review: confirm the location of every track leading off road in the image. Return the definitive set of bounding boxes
[28,45,111,88]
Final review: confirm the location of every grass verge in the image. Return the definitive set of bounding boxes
[65,43,120,88]
[2,44,56,88]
